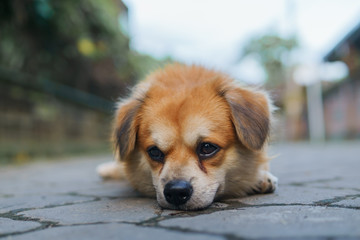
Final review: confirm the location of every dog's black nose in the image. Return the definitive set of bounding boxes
[164,180,193,206]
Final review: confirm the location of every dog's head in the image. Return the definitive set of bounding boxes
[113,65,271,210]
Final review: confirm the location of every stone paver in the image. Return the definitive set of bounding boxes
[20,198,162,225]
[9,223,224,240]
[0,143,359,239]
[330,198,360,208]
[0,195,94,214]
[226,185,360,206]
[160,206,360,238]
[0,218,40,236]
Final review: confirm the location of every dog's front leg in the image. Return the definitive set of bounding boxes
[97,161,125,180]
[252,170,278,194]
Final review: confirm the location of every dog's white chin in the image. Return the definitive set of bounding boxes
[156,187,219,211]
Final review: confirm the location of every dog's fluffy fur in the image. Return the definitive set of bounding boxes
[97,64,278,210]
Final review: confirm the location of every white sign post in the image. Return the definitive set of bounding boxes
[294,62,348,142]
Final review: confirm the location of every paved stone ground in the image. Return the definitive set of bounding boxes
[0,143,359,240]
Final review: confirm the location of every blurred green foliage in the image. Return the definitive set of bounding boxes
[240,34,298,88]
[0,0,168,100]
[0,0,171,164]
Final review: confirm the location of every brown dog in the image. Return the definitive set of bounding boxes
[97,64,277,210]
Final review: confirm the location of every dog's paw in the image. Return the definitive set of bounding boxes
[96,161,124,180]
[252,171,278,194]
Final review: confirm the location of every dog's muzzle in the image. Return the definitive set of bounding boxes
[164,180,193,206]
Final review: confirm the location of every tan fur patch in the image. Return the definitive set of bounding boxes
[182,115,211,147]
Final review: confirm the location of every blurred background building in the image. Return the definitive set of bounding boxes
[323,22,360,139]
[0,0,359,164]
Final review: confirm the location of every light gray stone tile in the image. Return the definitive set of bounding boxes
[333,197,360,208]
[9,223,224,240]
[160,206,360,238]
[0,217,41,235]
[0,195,94,214]
[19,198,160,225]
[225,186,359,206]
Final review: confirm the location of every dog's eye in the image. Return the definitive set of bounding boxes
[197,142,220,160]
[147,146,165,163]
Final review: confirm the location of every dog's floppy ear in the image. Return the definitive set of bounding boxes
[113,98,142,161]
[224,87,271,151]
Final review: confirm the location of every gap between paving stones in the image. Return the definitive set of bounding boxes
[305,186,360,192]
[129,195,360,240]
[0,193,100,238]
[281,175,360,192]
[0,210,58,238]
[1,191,359,239]
[286,177,343,187]
[134,193,360,237]
[313,194,360,207]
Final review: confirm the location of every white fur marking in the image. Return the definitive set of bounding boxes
[150,123,176,151]
[183,116,211,146]
[96,161,124,180]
